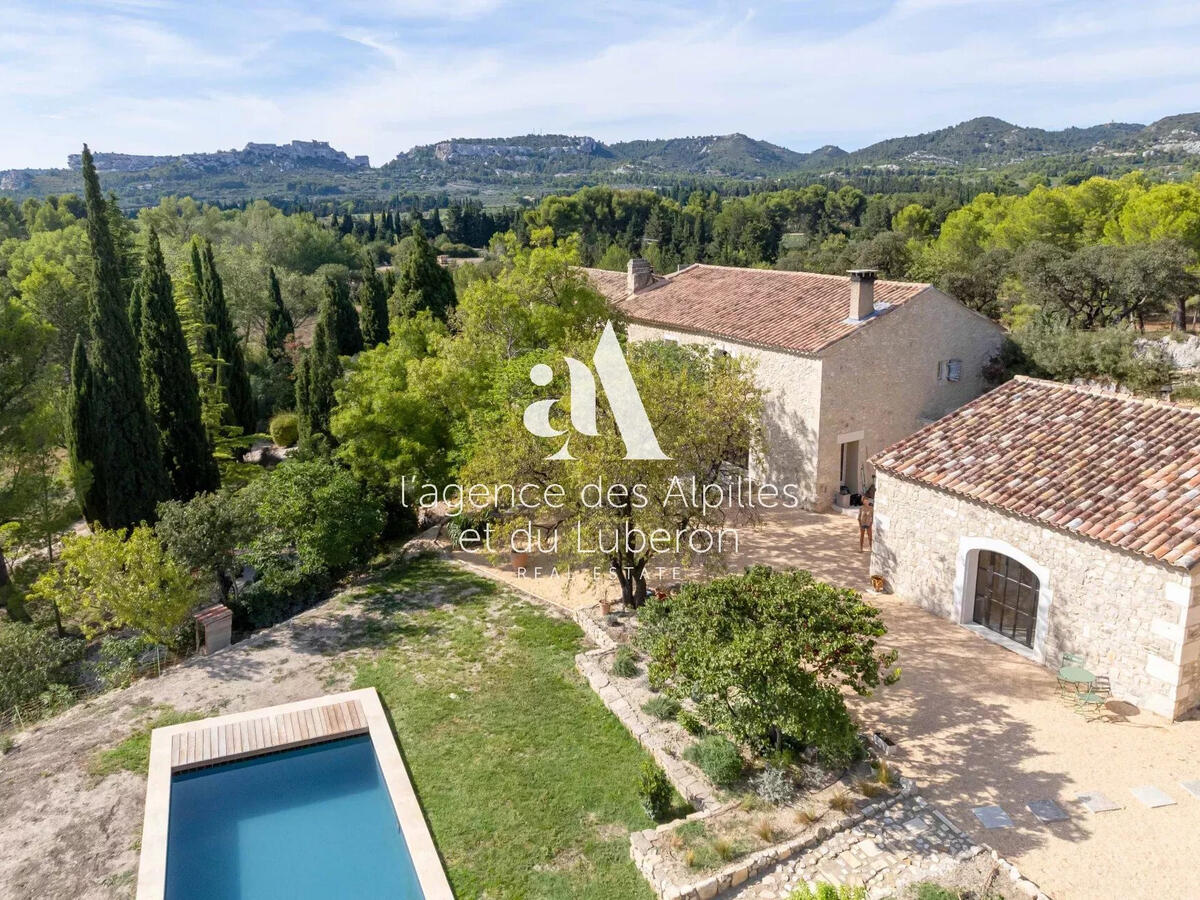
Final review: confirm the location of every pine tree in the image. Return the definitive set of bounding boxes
[393,224,456,320]
[264,267,294,356]
[358,267,389,348]
[324,275,363,355]
[296,302,340,443]
[137,227,219,500]
[194,238,256,435]
[73,145,170,530]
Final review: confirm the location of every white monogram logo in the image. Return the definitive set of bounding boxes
[523,321,669,460]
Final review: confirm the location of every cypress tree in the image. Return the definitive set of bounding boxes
[264,266,294,357]
[339,212,353,236]
[128,282,143,346]
[66,336,102,523]
[138,227,219,500]
[75,145,170,530]
[367,211,377,241]
[195,238,256,435]
[358,267,389,348]
[324,275,363,355]
[296,302,340,442]
[393,224,455,320]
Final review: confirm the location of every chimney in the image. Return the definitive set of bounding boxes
[627,258,654,293]
[847,269,877,321]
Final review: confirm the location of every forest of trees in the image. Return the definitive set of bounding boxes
[1,152,1198,720]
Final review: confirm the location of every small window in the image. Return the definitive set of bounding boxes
[947,359,962,382]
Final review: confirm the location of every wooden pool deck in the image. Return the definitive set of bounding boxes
[169,697,367,772]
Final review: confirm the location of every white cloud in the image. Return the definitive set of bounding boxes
[1,0,1199,169]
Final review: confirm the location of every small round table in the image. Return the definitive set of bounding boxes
[1058,665,1094,688]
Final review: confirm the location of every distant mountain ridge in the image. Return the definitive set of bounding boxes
[3,113,1198,206]
[67,140,370,174]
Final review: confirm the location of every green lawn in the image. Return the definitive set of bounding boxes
[350,558,658,899]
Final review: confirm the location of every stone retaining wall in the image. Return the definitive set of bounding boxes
[575,646,720,810]
[630,781,918,900]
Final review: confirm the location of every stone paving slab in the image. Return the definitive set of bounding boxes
[1131,786,1176,808]
[1077,791,1122,813]
[1179,780,1200,799]
[1027,799,1070,823]
[970,805,1013,829]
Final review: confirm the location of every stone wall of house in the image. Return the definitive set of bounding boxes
[817,289,1004,509]
[627,323,825,507]
[871,471,1199,719]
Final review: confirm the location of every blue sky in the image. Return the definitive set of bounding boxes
[3,0,1200,169]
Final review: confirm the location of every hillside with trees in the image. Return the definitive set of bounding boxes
[4,113,1198,207]
[1,140,1198,731]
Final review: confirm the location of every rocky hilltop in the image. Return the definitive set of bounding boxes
[66,140,369,173]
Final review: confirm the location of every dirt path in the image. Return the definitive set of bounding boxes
[0,590,374,899]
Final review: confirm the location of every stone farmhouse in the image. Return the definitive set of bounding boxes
[585,260,1005,510]
[870,377,1200,719]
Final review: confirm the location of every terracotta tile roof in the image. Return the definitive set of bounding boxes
[873,376,1200,570]
[579,267,628,303]
[594,264,930,354]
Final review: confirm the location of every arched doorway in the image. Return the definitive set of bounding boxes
[971,550,1041,648]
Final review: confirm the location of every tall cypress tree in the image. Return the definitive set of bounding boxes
[138,227,219,500]
[127,282,143,346]
[264,267,294,356]
[195,238,256,435]
[358,267,389,348]
[73,145,170,530]
[296,300,341,443]
[324,275,363,355]
[66,336,102,523]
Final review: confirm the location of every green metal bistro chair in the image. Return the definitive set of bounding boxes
[1057,653,1086,701]
[1075,675,1112,720]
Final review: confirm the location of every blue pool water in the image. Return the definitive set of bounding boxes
[166,734,425,899]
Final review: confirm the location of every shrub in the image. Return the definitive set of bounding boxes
[0,622,80,710]
[794,805,823,826]
[636,759,673,821]
[677,709,705,735]
[240,459,385,578]
[853,777,886,798]
[641,696,681,720]
[640,565,897,768]
[789,885,866,900]
[751,764,795,806]
[94,635,159,690]
[751,819,775,842]
[874,759,899,788]
[828,789,854,813]
[683,735,743,786]
[913,886,963,900]
[611,646,639,678]
[269,412,299,447]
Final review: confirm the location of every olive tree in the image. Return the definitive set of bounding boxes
[639,566,899,765]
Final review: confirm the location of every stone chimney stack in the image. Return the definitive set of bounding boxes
[627,258,654,293]
[847,269,878,321]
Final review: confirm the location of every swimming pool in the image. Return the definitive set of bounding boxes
[166,735,423,899]
[137,689,453,900]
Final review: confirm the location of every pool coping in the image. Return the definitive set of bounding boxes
[135,688,454,899]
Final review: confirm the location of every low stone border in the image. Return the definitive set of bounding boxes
[576,646,720,810]
[573,604,618,651]
[989,849,1051,900]
[630,779,919,900]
